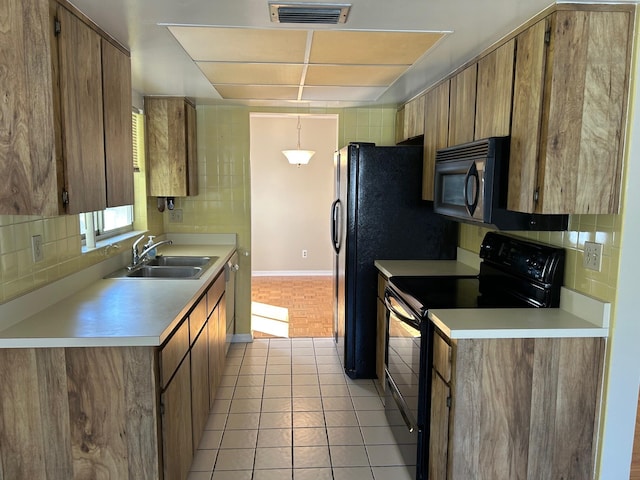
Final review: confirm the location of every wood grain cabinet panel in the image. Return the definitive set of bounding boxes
[161,353,193,480]
[396,95,425,144]
[474,39,515,140]
[448,64,477,146]
[0,0,61,216]
[191,321,210,449]
[145,96,198,197]
[102,38,133,208]
[422,80,450,200]
[0,0,133,215]
[509,9,633,214]
[429,333,605,480]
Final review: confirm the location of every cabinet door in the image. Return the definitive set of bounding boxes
[217,293,227,372]
[0,0,60,216]
[56,6,106,214]
[161,354,193,480]
[475,39,515,139]
[375,296,386,392]
[208,304,221,408]
[508,18,548,214]
[185,100,198,196]
[395,107,405,144]
[101,39,133,208]
[405,94,425,139]
[429,372,451,480]
[422,81,450,200]
[146,97,198,198]
[541,10,630,214]
[448,64,477,145]
[191,324,209,448]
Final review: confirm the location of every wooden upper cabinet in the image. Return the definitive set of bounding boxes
[146,97,198,198]
[475,39,515,140]
[102,39,133,208]
[448,64,477,146]
[422,81,450,200]
[509,9,633,214]
[395,95,425,144]
[0,0,133,215]
[56,6,106,214]
[0,0,60,216]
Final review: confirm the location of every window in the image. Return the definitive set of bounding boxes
[80,206,134,241]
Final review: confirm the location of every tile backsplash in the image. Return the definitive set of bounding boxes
[458,213,622,303]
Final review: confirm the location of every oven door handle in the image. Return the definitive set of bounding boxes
[386,369,417,433]
[384,289,419,327]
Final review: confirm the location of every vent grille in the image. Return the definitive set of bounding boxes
[269,2,351,24]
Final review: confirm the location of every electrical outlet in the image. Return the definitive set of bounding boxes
[31,235,44,263]
[168,209,183,223]
[302,249,308,259]
[583,241,603,271]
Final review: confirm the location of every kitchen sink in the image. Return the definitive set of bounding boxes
[125,266,203,278]
[147,255,217,267]
[105,255,217,279]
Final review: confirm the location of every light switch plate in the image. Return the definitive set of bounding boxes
[584,241,603,271]
[168,209,183,223]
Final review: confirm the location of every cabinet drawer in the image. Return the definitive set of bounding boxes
[432,332,451,383]
[160,320,189,389]
[207,272,225,318]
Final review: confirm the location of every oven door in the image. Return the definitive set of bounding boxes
[434,158,486,222]
[384,287,422,473]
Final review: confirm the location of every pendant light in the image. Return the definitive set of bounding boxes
[282,116,315,166]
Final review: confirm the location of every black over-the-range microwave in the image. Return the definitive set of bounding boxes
[433,136,568,231]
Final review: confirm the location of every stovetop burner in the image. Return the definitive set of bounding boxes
[388,232,566,317]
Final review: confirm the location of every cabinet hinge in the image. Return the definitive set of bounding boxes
[533,188,540,204]
[446,396,452,408]
[62,190,69,206]
[54,18,61,37]
[544,28,551,44]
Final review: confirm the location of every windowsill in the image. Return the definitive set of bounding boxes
[81,230,147,254]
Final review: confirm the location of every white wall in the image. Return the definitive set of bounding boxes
[250,114,338,274]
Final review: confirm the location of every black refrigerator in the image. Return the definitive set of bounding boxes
[330,142,457,379]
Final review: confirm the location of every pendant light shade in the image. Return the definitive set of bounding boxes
[283,116,315,166]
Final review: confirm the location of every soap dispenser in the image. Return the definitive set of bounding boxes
[145,236,157,259]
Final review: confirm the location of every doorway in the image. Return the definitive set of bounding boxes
[249,113,338,338]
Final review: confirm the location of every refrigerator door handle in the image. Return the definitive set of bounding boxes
[331,199,342,253]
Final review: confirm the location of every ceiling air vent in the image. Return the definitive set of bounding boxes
[269,2,351,24]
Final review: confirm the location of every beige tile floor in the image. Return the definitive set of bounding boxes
[188,337,416,480]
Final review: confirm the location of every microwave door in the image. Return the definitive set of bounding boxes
[434,159,485,222]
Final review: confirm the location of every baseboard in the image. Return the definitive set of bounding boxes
[252,270,332,277]
[231,333,253,343]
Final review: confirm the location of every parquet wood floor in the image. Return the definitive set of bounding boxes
[632,391,640,480]
[251,276,333,338]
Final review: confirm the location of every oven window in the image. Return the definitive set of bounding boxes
[442,173,466,206]
[387,309,421,422]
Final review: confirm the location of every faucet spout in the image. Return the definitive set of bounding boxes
[137,239,173,264]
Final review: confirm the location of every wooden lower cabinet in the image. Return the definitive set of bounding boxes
[0,274,229,480]
[162,353,193,480]
[428,330,605,480]
[376,274,387,392]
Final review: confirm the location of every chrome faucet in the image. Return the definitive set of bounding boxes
[129,235,173,270]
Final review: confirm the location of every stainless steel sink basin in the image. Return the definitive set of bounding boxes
[105,255,218,279]
[147,255,217,267]
[125,266,203,278]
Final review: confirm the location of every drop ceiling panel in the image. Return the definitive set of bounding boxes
[305,64,408,86]
[301,85,387,102]
[309,30,445,65]
[198,62,304,85]
[168,26,308,62]
[215,85,299,100]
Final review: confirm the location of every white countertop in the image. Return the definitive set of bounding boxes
[375,256,610,340]
[374,259,479,278]
[0,242,236,348]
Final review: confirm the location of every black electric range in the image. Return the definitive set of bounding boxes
[383,232,565,480]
